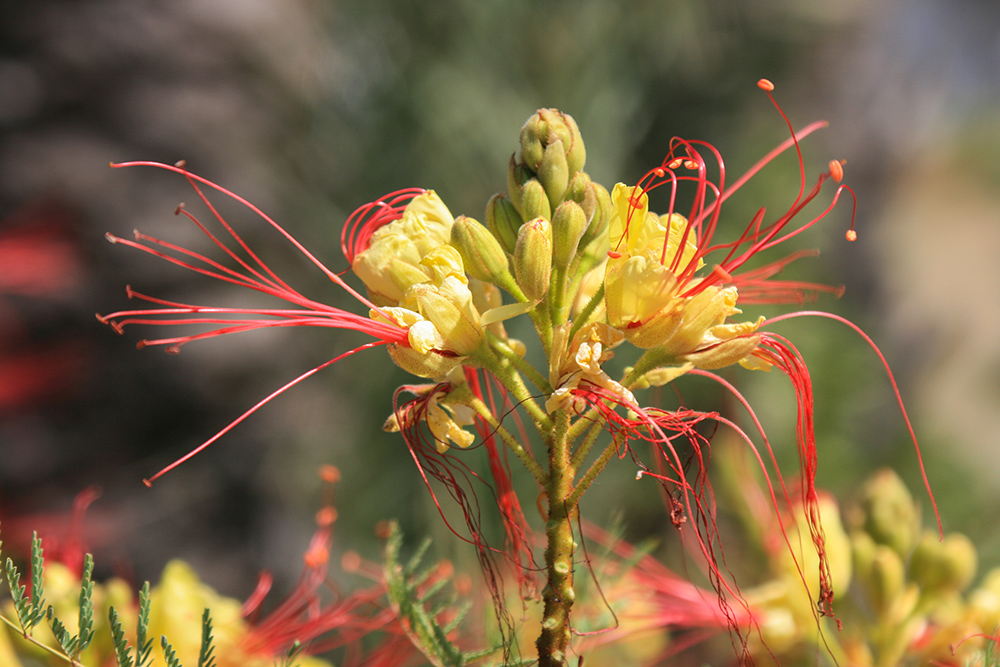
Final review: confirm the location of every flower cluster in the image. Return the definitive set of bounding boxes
[101,83,931,667]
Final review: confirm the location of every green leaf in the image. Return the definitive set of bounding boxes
[161,635,183,667]
[198,608,217,667]
[77,553,95,655]
[109,606,135,667]
[136,582,153,667]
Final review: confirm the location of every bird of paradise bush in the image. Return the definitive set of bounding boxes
[96,80,940,666]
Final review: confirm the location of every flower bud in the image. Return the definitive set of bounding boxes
[507,154,531,214]
[538,138,569,209]
[486,193,523,255]
[515,217,553,301]
[450,215,515,287]
[519,178,552,222]
[520,109,586,176]
[909,531,978,593]
[578,182,611,251]
[869,545,905,615]
[857,468,920,555]
[551,200,587,269]
[566,171,597,224]
[519,118,545,171]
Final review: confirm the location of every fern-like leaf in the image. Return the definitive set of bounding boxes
[29,532,46,628]
[383,521,465,667]
[161,635,183,667]
[198,608,216,667]
[136,582,153,667]
[109,606,135,667]
[77,553,95,655]
[46,605,77,656]
[5,557,32,634]
[276,640,303,667]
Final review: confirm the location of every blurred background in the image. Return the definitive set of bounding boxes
[1,0,999,636]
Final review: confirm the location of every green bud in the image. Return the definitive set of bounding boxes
[562,113,586,175]
[551,201,588,269]
[858,468,920,555]
[519,109,586,176]
[538,138,569,209]
[909,531,978,593]
[578,181,611,251]
[520,118,545,171]
[514,217,552,301]
[519,178,552,222]
[506,154,530,214]
[486,193,522,255]
[869,545,905,614]
[567,171,597,223]
[451,215,514,286]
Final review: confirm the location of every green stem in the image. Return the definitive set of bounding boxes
[488,334,552,394]
[567,433,623,508]
[474,347,553,433]
[568,283,604,342]
[549,265,569,327]
[536,410,576,667]
[568,420,605,472]
[467,395,547,485]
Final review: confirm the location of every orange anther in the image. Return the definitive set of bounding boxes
[653,167,666,177]
[607,251,622,259]
[319,464,341,483]
[845,229,857,242]
[757,79,775,91]
[683,160,698,170]
[316,506,338,526]
[829,160,844,183]
[304,545,329,568]
[341,550,361,572]
[712,265,733,282]
[668,158,684,169]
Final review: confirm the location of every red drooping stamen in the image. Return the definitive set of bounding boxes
[340,188,426,264]
[391,383,518,646]
[764,310,942,537]
[464,368,539,600]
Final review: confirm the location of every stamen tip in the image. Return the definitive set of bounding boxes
[607,251,622,259]
[635,470,645,481]
[757,78,775,91]
[174,159,187,168]
[142,478,153,488]
[319,464,341,483]
[829,159,844,183]
[105,232,118,244]
[174,203,185,216]
[845,229,857,242]
[166,345,181,354]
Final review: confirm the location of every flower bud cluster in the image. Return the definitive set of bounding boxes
[742,469,993,666]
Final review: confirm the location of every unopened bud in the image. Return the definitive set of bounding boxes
[869,545,905,614]
[451,215,515,287]
[909,531,978,593]
[566,171,597,224]
[857,468,920,555]
[538,138,569,209]
[519,119,545,170]
[486,193,523,255]
[519,178,552,223]
[578,182,611,251]
[507,155,531,214]
[551,201,587,268]
[515,217,553,301]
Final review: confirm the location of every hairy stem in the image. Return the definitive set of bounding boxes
[536,410,577,667]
